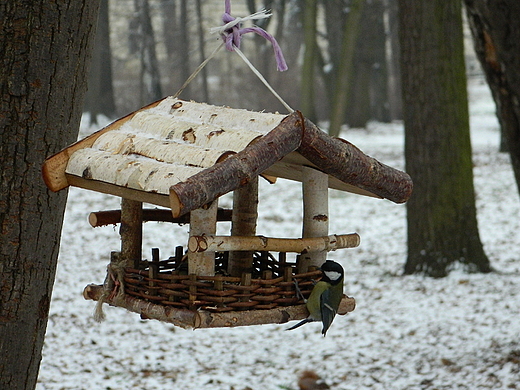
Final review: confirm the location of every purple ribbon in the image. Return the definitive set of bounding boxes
[220,0,288,71]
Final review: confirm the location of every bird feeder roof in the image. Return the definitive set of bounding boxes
[42,98,412,217]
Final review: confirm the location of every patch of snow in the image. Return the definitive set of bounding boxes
[36,78,520,390]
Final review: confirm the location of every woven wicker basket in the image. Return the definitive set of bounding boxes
[123,248,321,312]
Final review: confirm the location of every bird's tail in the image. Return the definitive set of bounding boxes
[286,318,312,331]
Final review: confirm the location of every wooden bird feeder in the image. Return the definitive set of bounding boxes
[42,98,412,329]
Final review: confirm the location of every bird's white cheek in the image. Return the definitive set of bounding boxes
[323,271,342,281]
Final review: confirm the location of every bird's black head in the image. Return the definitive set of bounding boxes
[320,260,344,285]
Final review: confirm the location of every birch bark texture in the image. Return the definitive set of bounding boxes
[299,166,329,273]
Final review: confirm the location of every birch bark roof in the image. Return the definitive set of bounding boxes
[42,97,413,216]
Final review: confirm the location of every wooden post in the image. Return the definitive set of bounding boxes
[120,198,143,268]
[227,176,259,276]
[148,248,160,296]
[299,166,329,273]
[188,200,218,276]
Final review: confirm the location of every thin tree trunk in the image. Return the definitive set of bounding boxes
[0,1,100,388]
[84,0,116,124]
[328,0,366,137]
[386,0,403,120]
[134,0,162,104]
[464,0,520,199]
[399,0,491,276]
[178,0,191,98]
[195,0,209,102]
[300,0,318,122]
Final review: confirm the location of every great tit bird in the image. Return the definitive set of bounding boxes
[287,260,344,336]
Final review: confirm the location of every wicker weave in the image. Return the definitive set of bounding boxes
[122,248,321,312]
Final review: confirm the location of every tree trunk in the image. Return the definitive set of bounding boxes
[177,0,191,99]
[84,0,116,124]
[344,0,388,128]
[386,0,403,121]
[464,0,520,199]
[133,0,162,105]
[300,0,318,122]
[0,1,100,389]
[195,0,209,102]
[399,0,491,276]
[328,0,366,136]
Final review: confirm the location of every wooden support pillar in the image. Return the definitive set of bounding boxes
[227,176,259,277]
[120,198,143,268]
[298,166,329,273]
[188,200,218,276]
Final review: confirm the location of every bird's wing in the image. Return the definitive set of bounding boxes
[320,288,337,336]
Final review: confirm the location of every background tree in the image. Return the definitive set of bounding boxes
[464,0,520,199]
[328,0,365,136]
[398,0,491,276]
[300,0,318,121]
[0,1,100,389]
[130,0,163,105]
[84,0,116,124]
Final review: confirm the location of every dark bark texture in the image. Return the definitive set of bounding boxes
[0,1,100,389]
[464,0,520,198]
[399,0,491,276]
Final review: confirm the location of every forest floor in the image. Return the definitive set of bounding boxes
[36,77,520,390]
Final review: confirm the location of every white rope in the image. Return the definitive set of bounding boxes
[173,42,225,99]
[174,6,293,113]
[232,45,294,113]
[209,9,272,35]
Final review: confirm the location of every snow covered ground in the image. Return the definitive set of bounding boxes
[36,77,520,390]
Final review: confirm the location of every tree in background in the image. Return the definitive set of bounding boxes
[84,0,116,124]
[300,0,318,121]
[464,0,520,199]
[328,0,365,136]
[0,1,100,389]
[130,0,163,105]
[399,0,491,276]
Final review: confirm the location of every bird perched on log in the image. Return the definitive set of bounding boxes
[287,260,344,336]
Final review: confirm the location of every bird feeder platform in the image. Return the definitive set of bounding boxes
[42,98,412,329]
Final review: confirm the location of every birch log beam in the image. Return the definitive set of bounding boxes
[189,201,218,276]
[188,233,360,253]
[299,118,413,203]
[299,166,329,273]
[169,111,304,217]
[83,284,355,329]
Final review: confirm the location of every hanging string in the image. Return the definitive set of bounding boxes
[211,0,288,72]
[232,45,293,113]
[173,42,224,99]
[174,0,293,113]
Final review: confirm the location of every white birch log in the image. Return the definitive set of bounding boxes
[156,97,286,134]
[65,149,203,195]
[189,201,218,276]
[93,130,234,167]
[299,166,329,272]
[188,233,360,253]
[123,112,263,152]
